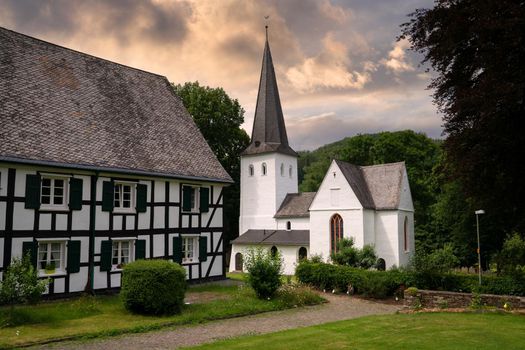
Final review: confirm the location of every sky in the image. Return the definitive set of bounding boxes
[0,0,441,151]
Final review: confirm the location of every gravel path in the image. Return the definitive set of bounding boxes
[36,293,400,350]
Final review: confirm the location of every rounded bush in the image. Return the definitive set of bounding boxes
[120,259,187,315]
[245,248,282,299]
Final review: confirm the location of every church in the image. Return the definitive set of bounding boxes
[230,31,415,275]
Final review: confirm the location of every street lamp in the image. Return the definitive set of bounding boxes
[475,209,485,285]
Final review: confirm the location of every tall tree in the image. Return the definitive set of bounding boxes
[172,82,250,255]
[401,0,525,255]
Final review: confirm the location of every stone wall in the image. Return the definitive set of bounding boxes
[404,289,525,309]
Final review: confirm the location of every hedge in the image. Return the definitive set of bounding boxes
[295,261,525,298]
[120,259,187,315]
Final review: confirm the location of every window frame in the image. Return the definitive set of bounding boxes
[113,181,136,213]
[330,214,344,254]
[289,165,293,178]
[248,164,254,177]
[181,236,199,264]
[280,163,284,177]
[40,175,69,211]
[37,240,67,276]
[182,185,200,213]
[404,216,409,252]
[111,239,134,270]
[261,163,267,176]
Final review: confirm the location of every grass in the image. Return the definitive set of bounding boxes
[0,283,323,349]
[184,312,525,350]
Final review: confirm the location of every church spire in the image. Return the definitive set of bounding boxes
[242,26,297,157]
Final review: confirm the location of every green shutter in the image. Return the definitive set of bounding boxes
[22,241,37,266]
[67,240,81,273]
[199,187,209,213]
[102,181,114,212]
[100,240,112,271]
[69,178,83,210]
[136,184,147,213]
[135,240,146,260]
[25,174,41,209]
[173,236,182,264]
[199,236,207,262]
[182,186,192,212]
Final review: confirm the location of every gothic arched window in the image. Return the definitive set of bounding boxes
[404,216,409,252]
[330,214,343,254]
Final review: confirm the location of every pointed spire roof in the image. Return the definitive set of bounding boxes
[242,27,297,157]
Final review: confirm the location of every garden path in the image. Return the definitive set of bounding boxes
[36,293,401,350]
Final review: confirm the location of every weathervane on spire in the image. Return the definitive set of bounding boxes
[264,15,270,40]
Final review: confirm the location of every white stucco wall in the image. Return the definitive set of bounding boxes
[230,243,308,275]
[239,153,298,235]
[374,211,400,268]
[275,217,309,230]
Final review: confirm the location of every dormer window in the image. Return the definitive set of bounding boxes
[262,163,267,176]
[249,164,254,176]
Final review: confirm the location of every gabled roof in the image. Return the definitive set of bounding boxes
[232,229,309,246]
[242,29,297,157]
[275,192,316,218]
[0,27,232,183]
[334,160,406,210]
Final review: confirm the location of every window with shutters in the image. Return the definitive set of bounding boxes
[182,236,199,263]
[37,240,66,276]
[182,186,200,213]
[112,239,134,269]
[114,182,135,213]
[41,176,69,210]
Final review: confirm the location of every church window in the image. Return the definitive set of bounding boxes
[280,163,284,176]
[404,216,409,252]
[249,164,254,176]
[286,221,291,230]
[298,247,307,261]
[271,246,278,257]
[330,214,343,254]
[262,163,267,176]
[289,165,292,178]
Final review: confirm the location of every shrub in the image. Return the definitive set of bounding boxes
[411,244,459,274]
[120,259,187,315]
[245,248,283,299]
[496,233,525,275]
[330,238,377,269]
[0,253,48,306]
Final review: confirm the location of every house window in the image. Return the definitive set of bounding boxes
[286,221,291,230]
[280,163,284,176]
[112,240,133,269]
[289,165,292,178]
[182,186,200,212]
[38,241,66,275]
[262,163,267,176]
[182,236,198,263]
[330,214,343,254]
[249,164,254,176]
[404,216,409,252]
[41,177,68,210]
[114,182,134,212]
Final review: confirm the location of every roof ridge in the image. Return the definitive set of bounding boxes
[0,26,167,80]
[360,161,405,169]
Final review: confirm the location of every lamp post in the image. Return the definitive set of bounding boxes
[475,209,485,285]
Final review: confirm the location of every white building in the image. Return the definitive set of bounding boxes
[230,31,415,275]
[0,27,232,296]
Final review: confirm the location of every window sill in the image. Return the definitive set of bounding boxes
[39,271,66,278]
[40,206,69,212]
[113,209,136,214]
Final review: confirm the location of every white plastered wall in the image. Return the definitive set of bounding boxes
[230,243,308,275]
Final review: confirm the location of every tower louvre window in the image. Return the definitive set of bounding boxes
[249,164,254,176]
[262,163,267,176]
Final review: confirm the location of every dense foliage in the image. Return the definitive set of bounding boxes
[245,248,283,299]
[330,238,377,269]
[296,261,525,298]
[401,0,525,259]
[0,254,48,306]
[120,260,187,315]
[172,82,250,256]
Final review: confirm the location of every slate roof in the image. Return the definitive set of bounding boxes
[231,229,309,246]
[0,27,232,183]
[242,30,297,157]
[274,192,316,218]
[335,160,406,210]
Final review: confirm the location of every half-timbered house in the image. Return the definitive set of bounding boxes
[0,27,232,296]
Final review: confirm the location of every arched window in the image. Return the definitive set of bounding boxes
[330,214,344,254]
[289,165,292,178]
[248,164,254,176]
[286,221,291,230]
[262,163,267,176]
[270,246,278,257]
[280,163,284,176]
[404,216,409,252]
[376,258,386,271]
[298,247,307,261]
[235,252,243,271]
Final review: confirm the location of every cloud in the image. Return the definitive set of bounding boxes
[286,33,376,92]
[382,38,415,73]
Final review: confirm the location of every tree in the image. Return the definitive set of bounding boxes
[172,82,250,256]
[401,0,525,257]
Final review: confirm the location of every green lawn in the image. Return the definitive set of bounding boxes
[184,312,525,350]
[0,283,322,349]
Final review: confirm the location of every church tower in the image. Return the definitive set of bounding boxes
[239,27,298,235]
